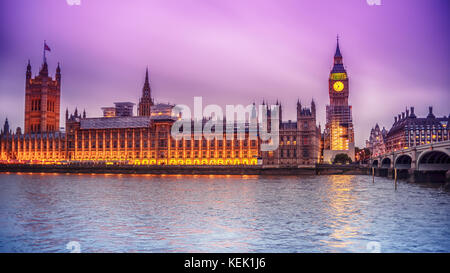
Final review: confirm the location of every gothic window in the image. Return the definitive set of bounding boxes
[303,150,309,158]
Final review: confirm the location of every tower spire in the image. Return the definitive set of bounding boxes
[26,60,32,80]
[138,67,154,116]
[331,35,345,73]
[142,66,151,98]
[335,35,342,58]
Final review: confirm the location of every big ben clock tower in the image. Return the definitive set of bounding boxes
[323,37,355,163]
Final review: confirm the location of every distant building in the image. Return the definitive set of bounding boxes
[366,123,387,157]
[101,107,116,118]
[1,118,11,135]
[260,100,321,167]
[151,103,175,119]
[323,37,355,163]
[114,102,135,117]
[384,106,449,152]
[2,44,336,166]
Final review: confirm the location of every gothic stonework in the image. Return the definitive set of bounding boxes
[24,60,61,133]
[323,37,355,163]
[138,68,154,116]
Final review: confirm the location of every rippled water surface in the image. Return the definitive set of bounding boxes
[0,173,449,252]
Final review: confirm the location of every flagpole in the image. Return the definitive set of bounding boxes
[43,40,46,63]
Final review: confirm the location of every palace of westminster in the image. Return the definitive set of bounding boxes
[9,39,434,167]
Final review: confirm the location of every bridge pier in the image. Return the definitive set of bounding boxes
[413,170,448,183]
[378,168,389,177]
[407,169,416,183]
[370,141,450,184]
[368,167,449,183]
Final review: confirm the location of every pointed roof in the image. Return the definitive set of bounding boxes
[142,67,151,98]
[39,60,48,76]
[145,67,149,84]
[335,35,342,58]
[331,35,346,74]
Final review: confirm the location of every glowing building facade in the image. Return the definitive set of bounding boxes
[384,107,449,152]
[24,59,61,133]
[1,55,322,166]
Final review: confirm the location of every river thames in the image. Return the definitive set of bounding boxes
[0,173,449,253]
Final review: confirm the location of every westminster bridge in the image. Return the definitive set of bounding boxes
[371,140,450,182]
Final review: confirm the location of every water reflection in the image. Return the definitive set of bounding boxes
[321,175,360,251]
[0,173,449,253]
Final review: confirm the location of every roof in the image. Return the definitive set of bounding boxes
[335,41,342,58]
[1,131,66,140]
[331,63,346,74]
[387,116,449,137]
[80,116,152,129]
[281,121,297,129]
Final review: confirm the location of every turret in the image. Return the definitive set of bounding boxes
[427,106,435,119]
[39,60,48,77]
[297,99,302,118]
[3,118,10,135]
[56,62,61,83]
[311,99,316,117]
[276,100,282,124]
[26,60,32,80]
[410,107,416,118]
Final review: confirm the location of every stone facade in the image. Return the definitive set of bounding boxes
[366,123,387,157]
[323,38,355,163]
[261,100,321,167]
[138,68,154,116]
[384,107,449,153]
[24,60,61,133]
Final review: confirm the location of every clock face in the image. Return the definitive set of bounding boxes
[333,81,344,92]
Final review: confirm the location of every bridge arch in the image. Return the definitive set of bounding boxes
[417,150,450,171]
[395,154,412,169]
[372,159,379,168]
[381,158,391,169]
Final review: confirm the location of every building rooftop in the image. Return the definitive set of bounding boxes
[80,116,152,129]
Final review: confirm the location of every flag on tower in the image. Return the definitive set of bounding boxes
[44,42,51,52]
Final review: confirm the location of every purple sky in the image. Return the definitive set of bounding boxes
[0,0,449,147]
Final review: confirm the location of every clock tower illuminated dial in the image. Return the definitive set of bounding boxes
[333,81,344,92]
